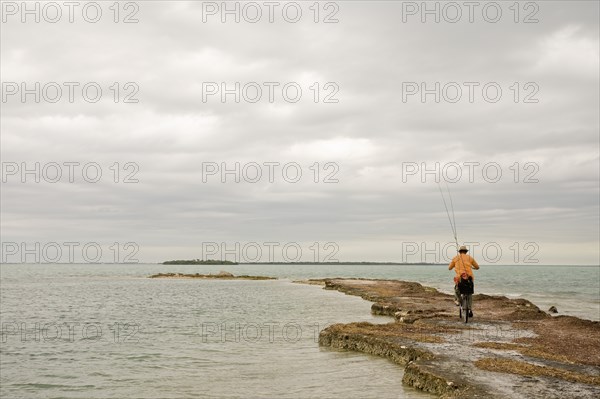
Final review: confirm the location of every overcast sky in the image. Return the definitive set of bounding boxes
[1,1,599,265]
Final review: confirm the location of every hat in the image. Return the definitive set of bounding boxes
[458,245,468,252]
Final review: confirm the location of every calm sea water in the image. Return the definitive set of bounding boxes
[1,263,599,399]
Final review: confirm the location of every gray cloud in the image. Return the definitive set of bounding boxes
[1,1,598,264]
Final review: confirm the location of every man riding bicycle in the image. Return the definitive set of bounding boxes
[449,245,479,317]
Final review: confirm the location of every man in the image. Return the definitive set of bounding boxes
[449,245,479,317]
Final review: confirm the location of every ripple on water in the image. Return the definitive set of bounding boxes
[0,272,435,399]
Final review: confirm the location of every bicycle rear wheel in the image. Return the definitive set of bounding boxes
[462,295,469,323]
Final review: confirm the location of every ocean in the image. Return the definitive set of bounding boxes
[1,263,598,398]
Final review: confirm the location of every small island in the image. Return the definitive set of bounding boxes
[162,259,238,265]
[149,271,276,280]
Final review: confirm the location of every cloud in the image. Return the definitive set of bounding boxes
[535,25,600,76]
[1,1,598,264]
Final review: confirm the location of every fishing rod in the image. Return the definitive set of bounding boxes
[438,181,468,274]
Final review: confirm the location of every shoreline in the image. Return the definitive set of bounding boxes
[301,278,600,398]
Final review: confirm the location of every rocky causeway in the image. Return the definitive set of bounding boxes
[303,278,600,399]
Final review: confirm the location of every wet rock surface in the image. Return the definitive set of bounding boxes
[308,278,600,398]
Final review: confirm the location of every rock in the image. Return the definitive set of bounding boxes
[148,272,275,280]
[318,325,435,366]
[402,361,464,396]
[315,278,599,398]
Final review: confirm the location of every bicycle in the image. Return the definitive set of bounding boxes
[457,277,474,324]
[459,292,472,323]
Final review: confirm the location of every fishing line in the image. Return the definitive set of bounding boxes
[445,180,459,248]
[438,182,458,248]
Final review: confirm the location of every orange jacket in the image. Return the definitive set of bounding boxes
[449,253,479,283]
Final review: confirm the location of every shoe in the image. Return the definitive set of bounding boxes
[468,310,473,317]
